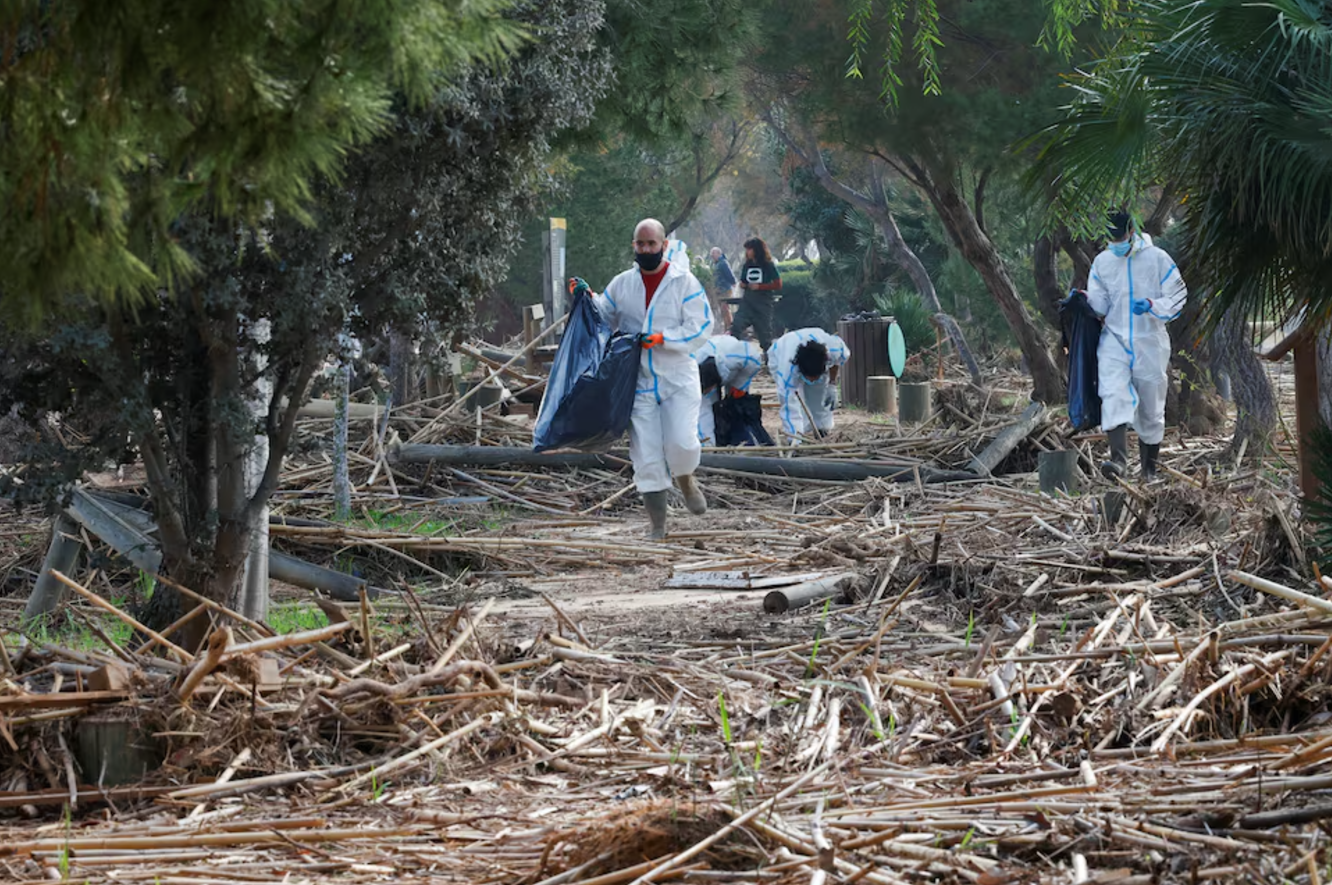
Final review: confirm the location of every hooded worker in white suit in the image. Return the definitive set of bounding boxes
[1086,210,1187,481]
[573,219,712,538]
[691,334,764,446]
[768,327,849,445]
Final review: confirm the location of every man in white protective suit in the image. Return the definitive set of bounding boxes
[1087,210,1187,482]
[573,218,713,539]
[768,327,849,445]
[691,334,765,446]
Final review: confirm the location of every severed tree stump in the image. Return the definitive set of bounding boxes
[898,383,932,423]
[1038,450,1080,495]
[866,376,897,416]
[74,714,164,787]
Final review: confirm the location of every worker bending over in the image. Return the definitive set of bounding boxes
[1088,211,1187,482]
[769,328,849,444]
[572,218,712,539]
[692,334,764,446]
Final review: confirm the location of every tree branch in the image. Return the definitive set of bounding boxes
[105,311,194,565]
[1143,183,1180,237]
[974,166,992,234]
[244,341,320,527]
[664,120,752,233]
[763,108,878,214]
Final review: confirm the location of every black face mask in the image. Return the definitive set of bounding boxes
[635,250,664,272]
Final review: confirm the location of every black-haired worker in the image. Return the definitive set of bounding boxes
[768,328,849,444]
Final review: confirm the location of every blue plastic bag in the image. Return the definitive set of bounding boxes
[533,295,639,452]
[1061,290,1101,432]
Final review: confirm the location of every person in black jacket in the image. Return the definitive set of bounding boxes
[728,237,782,350]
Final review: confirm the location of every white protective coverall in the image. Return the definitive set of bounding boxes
[768,328,850,444]
[592,261,712,492]
[1086,232,1187,446]
[691,334,765,446]
[664,239,691,272]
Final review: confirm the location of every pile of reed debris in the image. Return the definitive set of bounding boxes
[3,359,1330,884]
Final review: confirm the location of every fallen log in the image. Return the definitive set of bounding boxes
[269,551,369,601]
[967,402,1046,476]
[22,514,84,623]
[763,573,858,614]
[59,490,372,602]
[391,445,977,484]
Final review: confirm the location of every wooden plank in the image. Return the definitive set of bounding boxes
[0,691,130,711]
[663,571,828,590]
[1294,342,1320,500]
[0,785,177,809]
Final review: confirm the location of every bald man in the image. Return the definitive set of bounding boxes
[574,219,713,538]
[708,246,736,327]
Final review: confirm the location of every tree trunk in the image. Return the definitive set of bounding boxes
[1165,289,1229,437]
[864,199,983,385]
[758,114,982,384]
[1317,329,1332,430]
[1060,233,1098,290]
[333,358,353,522]
[1032,234,1064,330]
[1212,307,1275,456]
[923,171,1064,403]
[389,330,415,406]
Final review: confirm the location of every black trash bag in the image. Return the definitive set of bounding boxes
[713,393,774,447]
[533,296,639,452]
[1061,290,1101,432]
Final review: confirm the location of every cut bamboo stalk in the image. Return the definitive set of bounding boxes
[866,376,897,416]
[51,571,193,663]
[1150,650,1295,752]
[1230,570,1332,616]
[428,598,496,675]
[22,515,84,623]
[6,826,420,855]
[898,383,932,424]
[176,627,232,703]
[219,622,353,660]
[337,712,502,793]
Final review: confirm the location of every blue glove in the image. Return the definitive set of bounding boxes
[568,277,591,300]
[1132,298,1152,316]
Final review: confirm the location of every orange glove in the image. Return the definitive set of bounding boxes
[730,387,746,398]
[567,277,591,299]
[639,332,664,349]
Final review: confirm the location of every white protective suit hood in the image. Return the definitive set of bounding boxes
[593,259,713,402]
[692,334,766,446]
[768,328,849,440]
[1087,231,1188,444]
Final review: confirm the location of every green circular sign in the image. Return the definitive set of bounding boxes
[887,321,907,378]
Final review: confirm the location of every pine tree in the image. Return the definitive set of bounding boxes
[0,0,610,647]
[0,0,521,323]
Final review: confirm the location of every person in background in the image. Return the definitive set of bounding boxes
[570,218,712,539]
[692,334,764,446]
[708,246,736,327]
[729,237,782,350]
[1087,210,1187,482]
[768,327,849,444]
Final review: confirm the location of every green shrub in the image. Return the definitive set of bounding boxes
[872,289,936,354]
